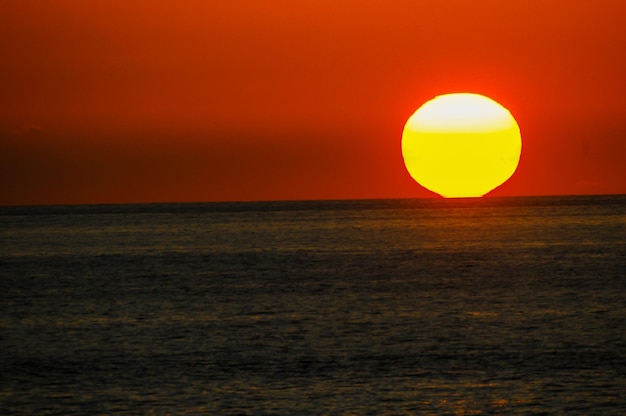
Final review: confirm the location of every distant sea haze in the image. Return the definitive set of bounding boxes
[1,195,625,414]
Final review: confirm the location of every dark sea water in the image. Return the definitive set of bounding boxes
[1,195,625,415]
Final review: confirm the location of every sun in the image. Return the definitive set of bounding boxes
[401,93,522,198]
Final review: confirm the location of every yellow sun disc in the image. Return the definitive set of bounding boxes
[401,93,522,198]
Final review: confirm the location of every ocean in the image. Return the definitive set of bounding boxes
[1,195,625,415]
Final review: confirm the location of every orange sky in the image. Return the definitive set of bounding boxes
[1,0,625,205]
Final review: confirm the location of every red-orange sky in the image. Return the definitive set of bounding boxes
[1,0,625,205]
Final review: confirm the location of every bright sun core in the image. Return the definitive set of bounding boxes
[402,93,522,198]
